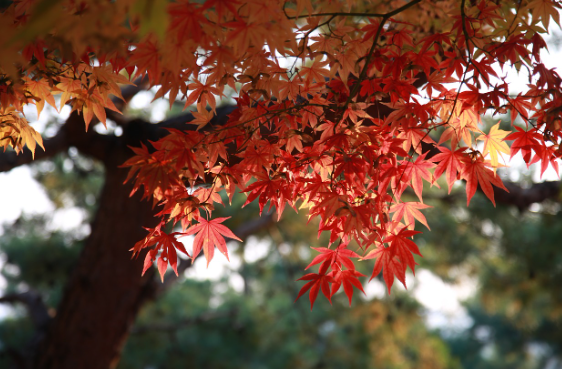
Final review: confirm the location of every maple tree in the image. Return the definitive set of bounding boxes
[1,0,562,312]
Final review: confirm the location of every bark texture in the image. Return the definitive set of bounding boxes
[33,136,160,369]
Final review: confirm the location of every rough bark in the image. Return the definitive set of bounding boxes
[33,135,160,369]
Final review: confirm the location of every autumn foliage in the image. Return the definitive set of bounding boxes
[1,0,562,308]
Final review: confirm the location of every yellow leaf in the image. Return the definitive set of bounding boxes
[477,122,510,169]
[82,104,95,131]
[19,120,44,159]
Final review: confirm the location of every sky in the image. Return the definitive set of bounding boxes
[0,23,561,328]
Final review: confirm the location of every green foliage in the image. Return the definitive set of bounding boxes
[0,214,82,368]
[0,215,81,303]
[0,316,34,366]
[120,241,457,369]
[414,185,562,368]
[31,149,104,218]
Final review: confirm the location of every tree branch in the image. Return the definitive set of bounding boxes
[107,77,151,126]
[61,111,116,163]
[495,180,561,211]
[285,0,422,20]
[0,290,51,330]
[424,180,562,212]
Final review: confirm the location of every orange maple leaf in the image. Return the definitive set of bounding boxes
[189,103,215,130]
[527,0,561,29]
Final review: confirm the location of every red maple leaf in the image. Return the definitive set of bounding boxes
[184,217,242,266]
[363,225,422,293]
[135,229,190,282]
[401,153,435,201]
[505,126,543,165]
[305,243,361,272]
[461,157,508,206]
[295,272,335,310]
[242,171,294,220]
[431,145,467,193]
[386,226,422,273]
[330,269,366,305]
[389,201,431,230]
[529,144,561,179]
[363,243,407,294]
[507,94,534,123]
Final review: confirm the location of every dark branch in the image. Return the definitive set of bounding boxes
[232,211,275,240]
[495,181,561,211]
[425,180,562,211]
[107,76,151,126]
[120,77,151,105]
[61,111,116,163]
[0,290,51,329]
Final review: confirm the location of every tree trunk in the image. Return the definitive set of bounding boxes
[33,141,159,369]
